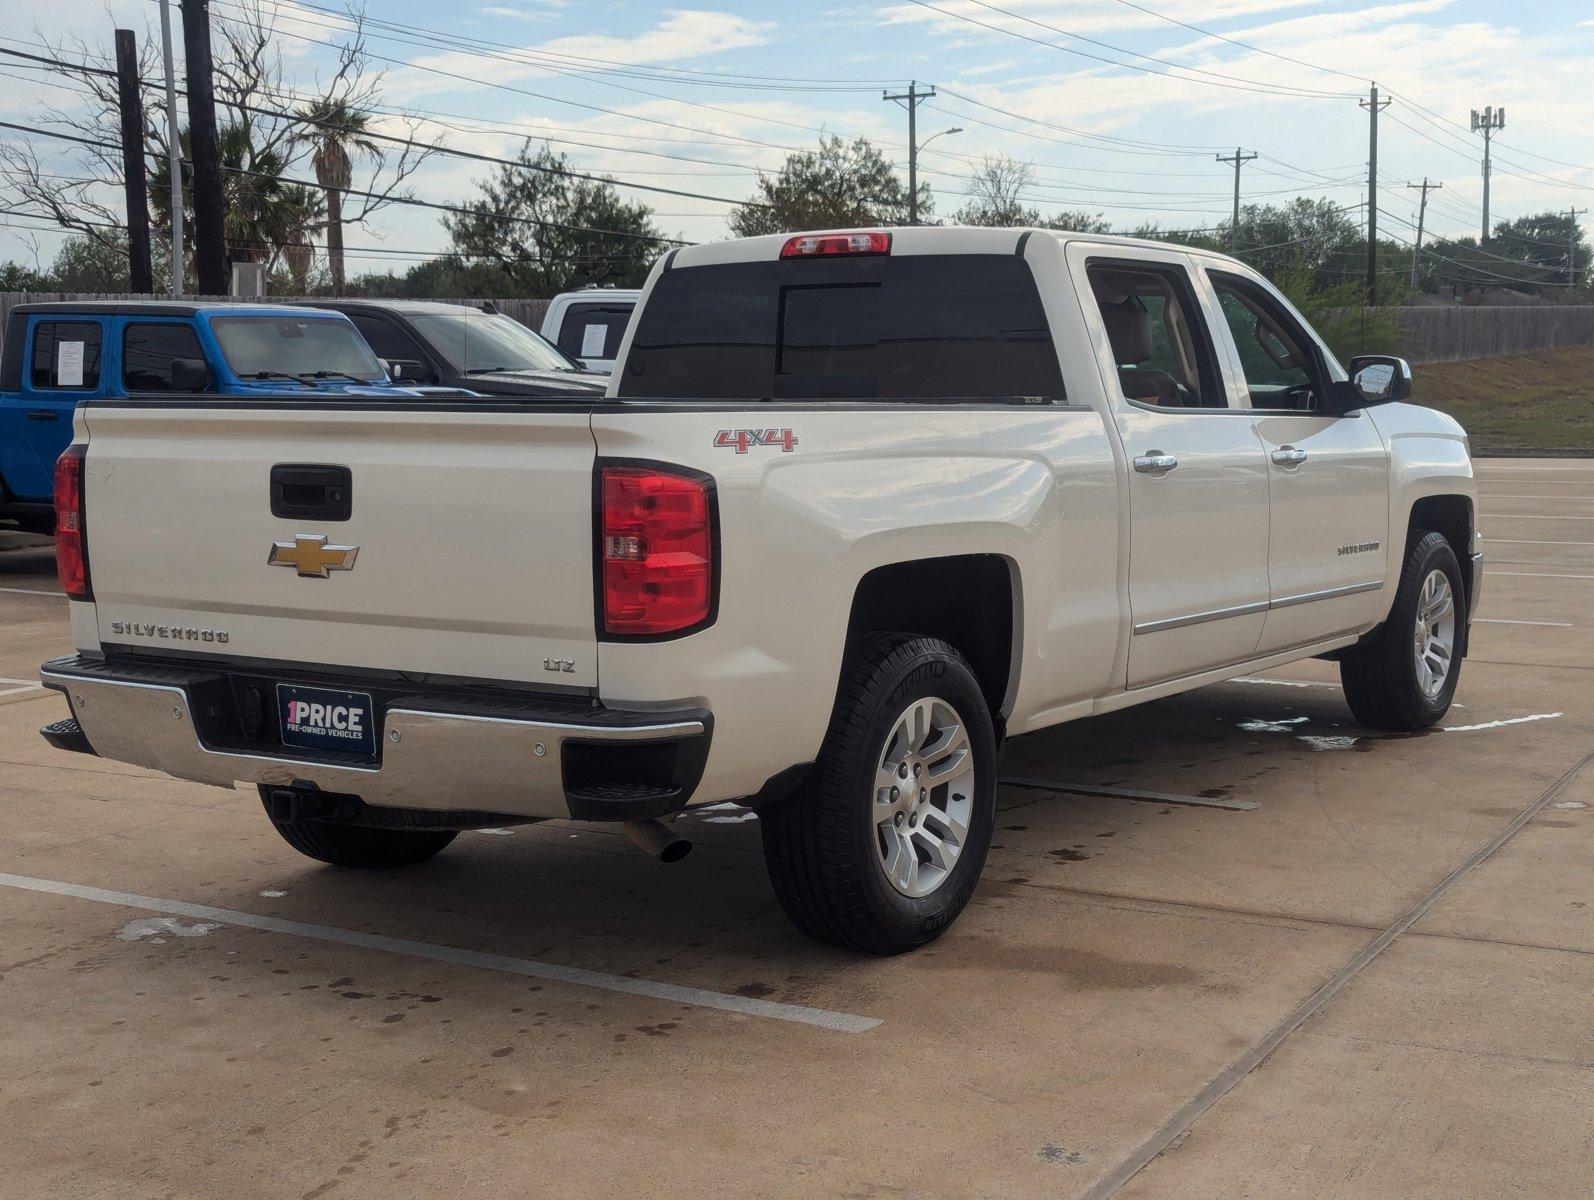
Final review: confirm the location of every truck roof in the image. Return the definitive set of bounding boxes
[666,225,1247,271]
[7,301,349,319]
[292,299,500,316]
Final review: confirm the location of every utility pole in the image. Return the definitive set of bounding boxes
[1361,83,1389,306]
[158,0,184,295]
[1470,105,1505,243]
[180,0,227,295]
[1567,207,1587,296]
[883,81,935,225]
[1405,178,1442,293]
[112,30,153,294]
[1215,147,1257,254]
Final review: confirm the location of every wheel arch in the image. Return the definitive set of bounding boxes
[843,553,1021,732]
[1405,493,1476,614]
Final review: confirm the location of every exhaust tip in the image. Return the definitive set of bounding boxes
[622,817,693,863]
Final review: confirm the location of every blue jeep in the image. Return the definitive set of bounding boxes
[0,301,459,531]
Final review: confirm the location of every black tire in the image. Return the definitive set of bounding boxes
[760,634,997,955]
[1340,530,1466,731]
[258,789,456,869]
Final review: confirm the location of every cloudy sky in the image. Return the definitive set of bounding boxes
[2,0,1592,279]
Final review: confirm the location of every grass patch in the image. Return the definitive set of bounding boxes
[1411,346,1594,455]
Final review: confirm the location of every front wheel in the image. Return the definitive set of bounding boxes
[760,634,997,955]
[1340,530,1465,731]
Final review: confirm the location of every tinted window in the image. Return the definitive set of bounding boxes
[31,321,102,390]
[122,322,206,391]
[556,302,633,362]
[1208,272,1326,412]
[409,310,575,373]
[211,316,382,381]
[618,255,1064,401]
[1086,263,1224,409]
[348,313,427,365]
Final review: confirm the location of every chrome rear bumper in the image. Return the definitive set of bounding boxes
[40,656,708,822]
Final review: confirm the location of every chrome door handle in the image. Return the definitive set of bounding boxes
[1271,446,1308,466]
[1133,453,1178,474]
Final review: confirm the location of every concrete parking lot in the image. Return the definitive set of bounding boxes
[2,458,1590,1199]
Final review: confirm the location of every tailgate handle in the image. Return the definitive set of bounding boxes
[271,464,352,522]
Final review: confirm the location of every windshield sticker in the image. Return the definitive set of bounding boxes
[580,324,607,358]
[57,341,85,387]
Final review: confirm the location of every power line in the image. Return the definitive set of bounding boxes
[0,117,691,246]
[899,0,1359,100]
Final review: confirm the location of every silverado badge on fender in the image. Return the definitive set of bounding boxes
[268,534,359,578]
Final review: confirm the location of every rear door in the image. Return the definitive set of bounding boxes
[80,402,600,687]
[1202,268,1390,653]
[1071,245,1272,688]
[1,316,105,497]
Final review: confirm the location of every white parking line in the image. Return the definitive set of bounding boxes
[0,872,883,1035]
[0,586,65,598]
[1475,618,1574,627]
[1230,677,1339,689]
[1482,514,1594,521]
[1486,538,1594,546]
[1488,570,1594,580]
[1480,495,1594,501]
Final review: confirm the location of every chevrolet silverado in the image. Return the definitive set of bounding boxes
[37,227,1480,954]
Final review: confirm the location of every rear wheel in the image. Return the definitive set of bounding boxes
[1339,530,1465,731]
[258,787,456,869]
[760,634,997,955]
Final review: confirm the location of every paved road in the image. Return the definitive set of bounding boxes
[1,459,1590,1198]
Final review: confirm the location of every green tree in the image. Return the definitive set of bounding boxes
[290,99,381,294]
[150,123,326,287]
[729,135,929,236]
[444,142,664,295]
[48,234,135,291]
[0,260,53,290]
[1273,259,1404,361]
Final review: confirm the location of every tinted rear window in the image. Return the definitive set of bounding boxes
[617,254,1063,401]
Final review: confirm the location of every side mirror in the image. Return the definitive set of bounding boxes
[170,357,211,391]
[384,358,434,384]
[1346,355,1412,407]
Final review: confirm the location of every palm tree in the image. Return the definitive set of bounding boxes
[291,99,380,294]
[150,123,324,291]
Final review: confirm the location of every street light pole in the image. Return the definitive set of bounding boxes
[157,0,183,295]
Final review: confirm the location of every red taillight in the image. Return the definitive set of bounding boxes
[780,230,891,259]
[600,466,715,637]
[54,445,91,601]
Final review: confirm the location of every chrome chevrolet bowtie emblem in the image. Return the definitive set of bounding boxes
[268,535,359,578]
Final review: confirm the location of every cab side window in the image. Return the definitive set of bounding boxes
[123,323,206,391]
[348,313,433,380]
[556,303,631,361]
[1208,272,1326,412]
[1086,263,1224,408]
[31,321,103,390]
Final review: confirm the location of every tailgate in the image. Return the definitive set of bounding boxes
[79,403,599,687]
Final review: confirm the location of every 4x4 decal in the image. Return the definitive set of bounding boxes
[714,428,799,454]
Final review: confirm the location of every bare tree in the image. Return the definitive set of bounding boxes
[0,2,435,289]
[955,155,1037,227]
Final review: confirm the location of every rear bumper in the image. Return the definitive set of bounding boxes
[40,655,710,822]
[1469,551,1484,625]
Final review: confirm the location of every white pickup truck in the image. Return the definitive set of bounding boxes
[39,227,1479,954]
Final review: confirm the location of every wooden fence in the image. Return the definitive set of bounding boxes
[4,292,1593,367]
